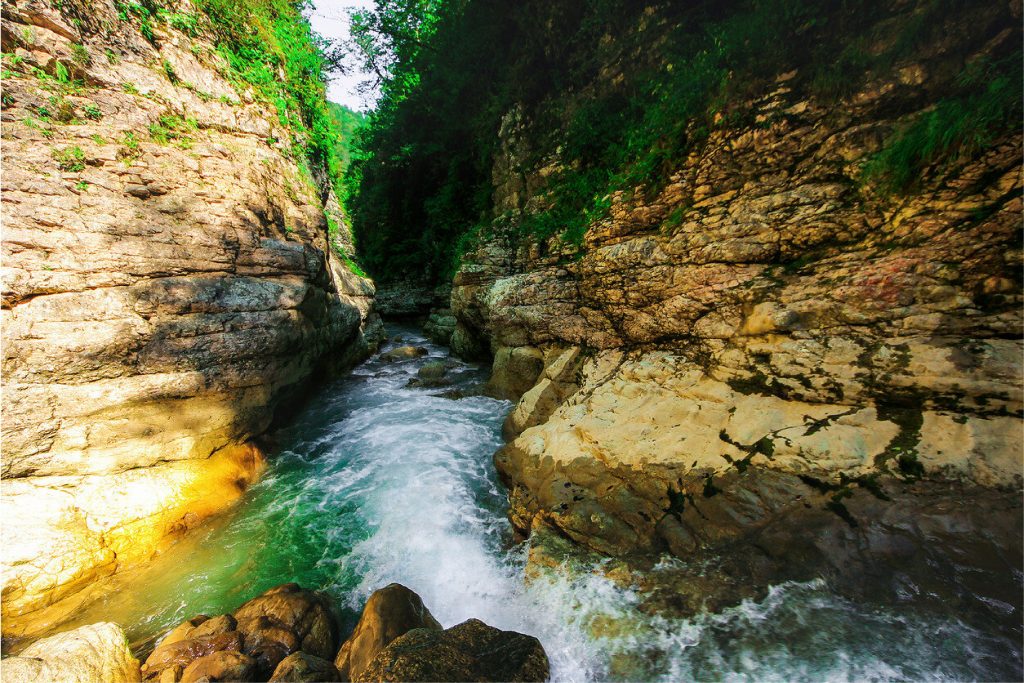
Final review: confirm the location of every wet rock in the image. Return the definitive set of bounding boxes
[190,614,236,639]
[356,618,549,683]
[139,584,341,682]
[233,584,338,664]
[406,361,451,388]
[270,652,341,681]
[142,631,243,680]
[335,583,442,681]
[417,361,448,381]
[180,650,256,683]
[380,346,429,363]
[486,346,545,401]
[433,385,486,400]
[0,622,140,683]
[236,615,302,678]
[158,615,211,649]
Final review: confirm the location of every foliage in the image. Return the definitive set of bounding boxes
[862,54,1023,194]
[326,102,365,173]
[346,0,1021,285]
[52,145,85,171]
[83,103,103,120]
[149,112,198,146]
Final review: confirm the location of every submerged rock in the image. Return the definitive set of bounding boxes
[406,361,452,388]
[417,361,448,381]
[1,622,141,683]
[380,346,429,363]
[356,618,549,683]
[335,583,442,681]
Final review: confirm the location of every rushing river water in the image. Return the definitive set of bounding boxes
[62,324,1020,681]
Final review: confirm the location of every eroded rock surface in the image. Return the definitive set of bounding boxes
[356,619,549,683]
[339,585,548,683]
[0,621,141,683]
[450,0,1023,631]
[269,652,340,682]
[0,0,380,637]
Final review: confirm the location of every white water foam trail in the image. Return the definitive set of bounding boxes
[301,344,626,681]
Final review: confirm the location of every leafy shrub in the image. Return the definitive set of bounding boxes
[52,146,85,171]
[70,43,90,66]
[148,112,197,145]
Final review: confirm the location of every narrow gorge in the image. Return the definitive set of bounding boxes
[1,0,1021,681]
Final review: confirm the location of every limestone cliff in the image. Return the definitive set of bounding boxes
[452,0,1022,621]
[0,0,379,638]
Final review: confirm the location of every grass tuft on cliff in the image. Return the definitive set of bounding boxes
[862,55,1023,195]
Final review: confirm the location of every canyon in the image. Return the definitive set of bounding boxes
[0,0,1021,680]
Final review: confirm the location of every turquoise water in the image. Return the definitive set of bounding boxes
[63,325,1021,681]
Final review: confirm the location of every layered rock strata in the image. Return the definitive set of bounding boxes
[0,0,379,638]
[452,0,1023,626]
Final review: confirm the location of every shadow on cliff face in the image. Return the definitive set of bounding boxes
[1,218,377,644]
[513,458,1024,649]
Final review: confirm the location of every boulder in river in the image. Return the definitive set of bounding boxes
[380,346,429,362]
[180,650,257,682]
[233,583,338,664]
[406,361,451,388]
[356,618,549,683]
[142,583,337,682]
[1,622,141,683]
[335,583,442,681]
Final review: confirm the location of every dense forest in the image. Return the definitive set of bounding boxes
[342,0,1022,285]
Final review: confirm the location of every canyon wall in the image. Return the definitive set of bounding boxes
[0,0,379,638]
[453,0,1022,620]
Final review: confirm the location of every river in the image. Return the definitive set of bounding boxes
[62,324,1021,681]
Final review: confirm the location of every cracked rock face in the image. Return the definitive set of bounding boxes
[0,0,379,638]
[451,0,1023,627]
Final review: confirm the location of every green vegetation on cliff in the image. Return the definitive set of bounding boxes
[114,0,351,197]
[344,0,1021,285]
